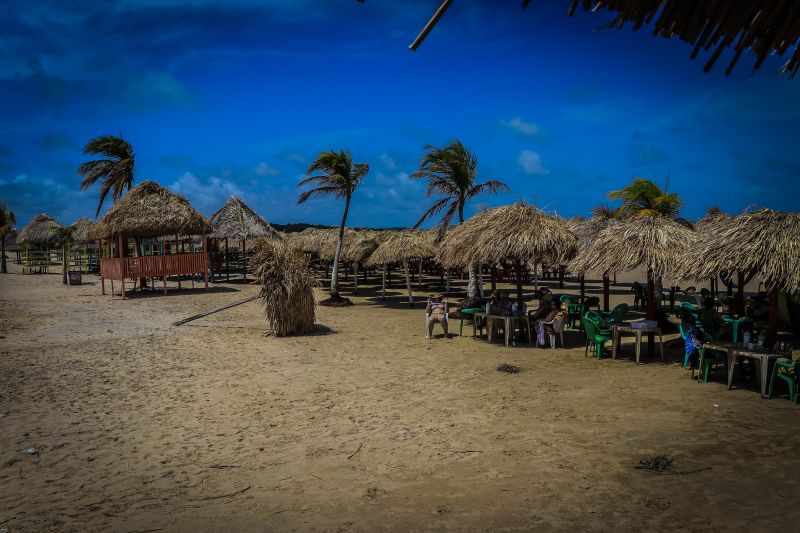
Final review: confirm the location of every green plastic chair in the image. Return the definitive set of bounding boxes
[459,308,478,337]
[560,295,584,330]
[601,303,628,325]
[583,316,612,359]
[768,360,798,404]
[631,282,646,310]
[695,314,727,383]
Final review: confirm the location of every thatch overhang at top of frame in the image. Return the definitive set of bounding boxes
[569,213,696,280]
[210,196,281,241]
[365,230,437,266]
[17,213,62,247]
[675,209,800,293]
[89,181,213,239]
[408,0,800,77]
[70,217,96,244]
[436,203,577,268]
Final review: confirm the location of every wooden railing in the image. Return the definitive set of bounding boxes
[100,252,209,299]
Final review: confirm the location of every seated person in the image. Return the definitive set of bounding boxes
[425,294,449,339]
[529,292,555,321]
[490,290,512,316]
[699,297,727,341]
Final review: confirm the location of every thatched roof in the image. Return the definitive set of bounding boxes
[284,228,325,254]
[409,1,800,77]
[70,217,96,244]
[676,209,800,292]
[570,213,696,279]
[210,196,280,241]
[366,230,437,266]
[436,203,577,268]
[340,232,380,263]
[90,181,213,239]
[317,228,359,261]
[569,216,618,251]
[2,228,19,251]
[17,213,62,247]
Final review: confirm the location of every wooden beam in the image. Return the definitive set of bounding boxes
[409,0,454,51]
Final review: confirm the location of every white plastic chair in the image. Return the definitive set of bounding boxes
[425,311,449,337]
[540,312,566,348]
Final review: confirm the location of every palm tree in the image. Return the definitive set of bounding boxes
[0,202,16,274]
[412,139,509,299]
[77,135,135,216]
[297,149,368,294]
[607,177,683,219]
[52,225,75,285]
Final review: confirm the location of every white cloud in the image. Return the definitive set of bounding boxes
[254,161,281,176]
[379,154,396,170]
[501,116,539,135]
[170,171,243,213]
[517,150,550,175]
[13,174,28,183]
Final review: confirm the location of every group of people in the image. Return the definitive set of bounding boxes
[425,287,563,344]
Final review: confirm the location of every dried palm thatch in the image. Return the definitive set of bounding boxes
[436,203,577,268]
[252,237,317,336]
[317,228,359,261]
[70,217,96,244]
[17,213,62,247]
[3,228,19,251]
[676,209,800,293]
[366,230,437,266]
[285,228,326,254]
[569,216,619,251]
[90,181,213,239]
[340,232,380,263]
[570,213,695,280]
[410,1,800,77]
[210,196,280,241]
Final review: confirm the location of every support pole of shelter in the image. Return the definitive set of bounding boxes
[381,264,387,300]
[225,238,230,281]
[418,261,423,290]
[242,237,247,283]
[736,271,745,315]
[767,287,779,348]
[353,262,359,294]
[514,260,524,313]
[404,261,413,307]
[579,274,585,302]
[203,234,209,292]
[603,274,610,312]
[647,269,656,357]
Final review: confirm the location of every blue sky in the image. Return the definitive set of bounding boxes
[1,0,799,229]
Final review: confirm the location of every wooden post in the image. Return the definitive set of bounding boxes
[404,261,413,306]
[478,264,484,298]
[203,235,209,292]
[736,271,745,315]
[767,287,779,348]
[603,274,610,311]
[558,266,564,289]
[418,261,423,290]
[381,264,387,300]
[175,235,181,290]
[490,265,496,292]
[647,270,656,357]
[446,269,450,296]
[353,262,359,294]
[579,274,585,301]
[225,238,230,281]
[118,233,126,301]
[514,260,524,312]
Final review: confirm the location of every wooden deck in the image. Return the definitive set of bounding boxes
[100,252,209,299]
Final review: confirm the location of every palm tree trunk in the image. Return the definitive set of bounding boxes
[331,196,351,293]
[467,265,480,299]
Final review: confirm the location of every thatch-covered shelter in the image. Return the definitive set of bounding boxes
[366,230,437,305]
[285,227,326,255]
[68,217,98,274]
[252,237,317,336]
[676,209,800,344]
[18,213,62,248]
[210,196,280,282]
[89,180,213,299]
[438,203,577,308]
[70,217,96,244]
[570,213,696,354]
[569,216,619,309]
[18,214,62,274]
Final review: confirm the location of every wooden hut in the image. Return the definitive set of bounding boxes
[17,213,62,274]
[89,181,213,299]
[69,217,98,273]
[210,196,280,281]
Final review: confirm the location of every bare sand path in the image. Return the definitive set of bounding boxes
[1,266,798,532]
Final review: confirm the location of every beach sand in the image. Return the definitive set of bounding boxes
[1,264,798,531]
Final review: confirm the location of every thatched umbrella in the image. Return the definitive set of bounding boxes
[339,231,379,294]
[285,227,326,254]
[69,217,96,274]
[252,237,317,336]
[90,180,213,252]
[437,203,577,310]
[17,213,62,249]
[676,209,800,345]
[569,216,618,309]
[570,213,696,354]
[366,230,436,305]
[210,196,280,282]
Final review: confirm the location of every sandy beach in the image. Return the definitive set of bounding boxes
[1,265,798,532]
